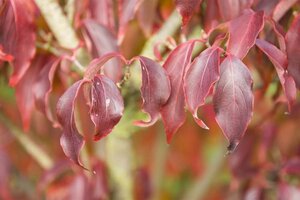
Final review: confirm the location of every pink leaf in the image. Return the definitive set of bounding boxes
[213,55,254,152]
[269,19,286,52]
[90,75,124,141]
[118,0,140,41]
[175,0,202,26]
[203,0,221,33]
[56,80,88,168]
[227,10,264,59]
[33,56,60,123]
[161,41,195,143]
[84,19,122,82]
[15,55,48,131]
[272,0,298,22]
[0,45,13,62]
[184,47,220,129]
[137,0,159,36]
[88,0,115,32]
[286,14,300,89]
[0,0,36,86]
[134,56,171,127]
[256,39,296,111]
[218,0,254,21]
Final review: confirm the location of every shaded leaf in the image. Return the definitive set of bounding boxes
[286,14,300,89]
[15,55,47,131]
[213,56,253,152]
[256,39,296,111]
[90,75,124,141]
[88,0,115,32]
[84,19,122,82]
[0,45,13,62]
[135,56,171,127]
[218,0,254,21]
[56,80,88,168]
[175,0,202,26]
[269,19,286,52]
[33,56,60,123]
[228,10,264,59]
[0,0,36,86]
[161,41,195,143]
[272,0,298,22]
[203,0,221,33]
[184,47,220,129]
[118,0,140,41]
[137,0,159,36]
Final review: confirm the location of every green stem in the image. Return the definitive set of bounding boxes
[0,113,54,170]
[182,140,226,200]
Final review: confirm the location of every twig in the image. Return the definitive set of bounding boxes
[0,113,54,170]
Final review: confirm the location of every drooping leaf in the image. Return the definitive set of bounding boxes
[286,14,300,89]
[175,0,202,26]
[272,0,298,22]
[135,56,171,127]
[137,0,159,37]
[15,55,48,131]
[213,56,253,153]
[88,0,115,32]
[203,0,221,33]
[256,39,296,111]
[118,0,140,41]
[84,19,122,82]
[33,56,61,123]
[217,0,254,21]
[227,10,264,59]
[184,47,220,129]
[0,45,13,62]
[0,0,36,86]
[56,80,88,168]
[161,41,195,143]
[90,75,124,141]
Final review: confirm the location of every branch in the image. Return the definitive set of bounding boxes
[0,113,54,170]
[34,0,79,49]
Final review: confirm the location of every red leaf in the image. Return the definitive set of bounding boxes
[286,14,300,89]
[175,0,202,26]
[272,0,298,22]
[213,56,254,153]
[0,0,36,86]
[56,80,88,168]
[203,0,221,33]
[137,0,159,36]
[161,41,195,143]
[134,56,171,127]
[184,47,220,129]
[118,0,140,41]
[256,39,296,111]
[90,75,124,141]
[0,45,13,62]
[84,19,122,82]
[33,56,60,123]
[15,55,47,131]
[88,0,115,32]
[227,10,264,59]
[217,0,254,21]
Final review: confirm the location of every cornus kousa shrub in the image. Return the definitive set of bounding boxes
[1,0,300,198]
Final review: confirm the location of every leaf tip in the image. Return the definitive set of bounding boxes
[226,140,240,154]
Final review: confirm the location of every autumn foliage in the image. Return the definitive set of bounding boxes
[1,0,300,199]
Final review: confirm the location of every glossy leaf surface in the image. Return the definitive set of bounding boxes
[184,47,220,129]
[213,56,253,152]
[228,10,264,59]
[256,39,296,110]
[135,56,171,127]
[286,14,300,89]
[90,75,124,141]
[161,41,195,143]
[56,81,87,168]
